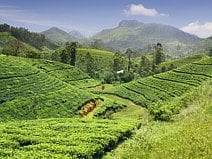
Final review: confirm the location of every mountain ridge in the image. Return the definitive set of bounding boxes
[88,20,201,56]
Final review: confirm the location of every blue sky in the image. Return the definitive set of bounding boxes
[0,0,212,38]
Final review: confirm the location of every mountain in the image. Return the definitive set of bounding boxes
[89,20,201,57]
[69,30,85,39]
[41,27,77,44]
[0,24,58,50]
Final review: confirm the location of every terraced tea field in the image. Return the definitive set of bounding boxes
[102,57,212,120]
[0,54,211,158]
[28,58,101,88]
[0,55,97,120]
[0,118,139,158]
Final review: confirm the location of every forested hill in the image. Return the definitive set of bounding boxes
[0,23,58,50]
[89,20,201,56]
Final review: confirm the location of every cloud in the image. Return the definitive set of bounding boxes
[0,5,24,18]
[124,4,168,17]
[181,21,212,38]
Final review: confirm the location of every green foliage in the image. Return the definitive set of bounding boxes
[104,57,212,120]
[76,48,115,72]
[138,55,152,77]
[0,118,139,158]
[0,23,58,50]
[85,52,96,77]
[0,55,97,120]
[94,100,127,118]
[2,39,25,56]
[159,54,205,70]
[113,52,125,72]
[153,43,165,65]
[104,81,212,159]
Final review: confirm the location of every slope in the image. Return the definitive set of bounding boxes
[76,48,116,72]
[89,20,201,56]
[101,56,212,120]
[0,32,39,53]
[104,80,212,159]
[0,24,58,50]
[41,27,77,44]
[28,58,101,88]
[0,54,98,120]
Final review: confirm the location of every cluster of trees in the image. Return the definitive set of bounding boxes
[0,23,173,84]
[103,43,168,84]
[2,38,41,58]
[59,42,77,66]
[0,23,58,50]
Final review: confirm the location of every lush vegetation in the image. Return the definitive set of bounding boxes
[27,58,101,88]
[104,80,212,159]
[0,55,97,120]
[1,21,212,159]
[0,118,139,158]
[94,99,127,118]
[102,57,212,120]
[0,24,58,50]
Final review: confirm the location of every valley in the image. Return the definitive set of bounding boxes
[0,2,212,157]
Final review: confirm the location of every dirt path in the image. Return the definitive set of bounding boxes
[99,94,148,120]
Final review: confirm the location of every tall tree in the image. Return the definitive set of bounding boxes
[70,42,77,66]
[85,52,95,77]
[60,49,69,64]
[139,55,151,77]
[125,48,133,71]
[153,43,165,65]
[113,52,124,72]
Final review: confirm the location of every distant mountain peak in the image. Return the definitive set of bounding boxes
[41,27,77,43]
[118,20,144,27]
[69,30,85,39]
[42,27,68,35]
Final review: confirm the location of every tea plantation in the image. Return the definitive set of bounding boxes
[0,55,97,120]
[103,57,212,120]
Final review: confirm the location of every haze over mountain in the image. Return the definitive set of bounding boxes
[69,30,85,40]
[41,27,77,44]
[39,20,209,57]
[89,20,201,56]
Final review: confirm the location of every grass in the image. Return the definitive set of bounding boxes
[104,80,212,159]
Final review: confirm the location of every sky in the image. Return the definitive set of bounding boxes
[0,0,212,38]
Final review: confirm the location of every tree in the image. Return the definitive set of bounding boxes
[26,50,41,59]
[113,52,124,72]
[60,49,69,64]
[85,52,95,77]
[138,55,152,77]
[153,43,165,65]
[125,48,133,71]
[3,39,25,56]
[60,42,77,65]
[70,42,77,66]
[208,48,212,56]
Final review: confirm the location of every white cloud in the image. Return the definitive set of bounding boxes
[0,5,24,18]
[181,21,212,38]
[124,4,168,17]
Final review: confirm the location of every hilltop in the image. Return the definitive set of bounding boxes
[89,20,201,56]
[41,27,78,44]
[41,27,86,44]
